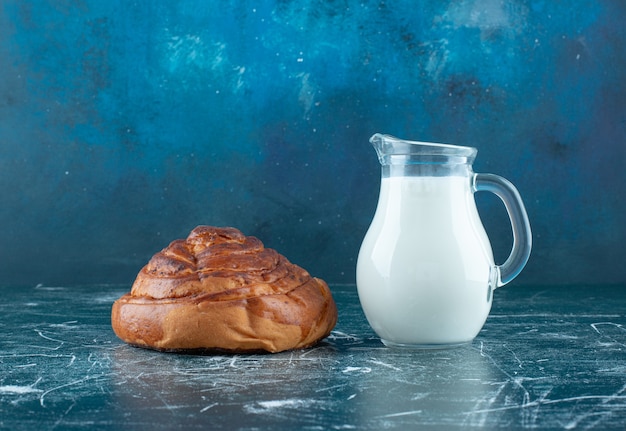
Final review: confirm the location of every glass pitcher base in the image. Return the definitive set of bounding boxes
[381,339,471,350]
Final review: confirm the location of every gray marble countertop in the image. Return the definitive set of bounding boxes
[1,284,625,430]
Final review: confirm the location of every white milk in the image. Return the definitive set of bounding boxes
[356,175,495,346]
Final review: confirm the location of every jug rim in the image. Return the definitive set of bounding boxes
[370,133,477,155]
[370,133,477,166]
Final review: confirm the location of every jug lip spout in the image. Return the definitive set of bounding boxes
[370,133,477,165]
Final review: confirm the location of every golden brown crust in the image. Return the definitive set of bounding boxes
[111,226,337,353]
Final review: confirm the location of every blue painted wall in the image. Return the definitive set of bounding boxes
[1,1,625,286]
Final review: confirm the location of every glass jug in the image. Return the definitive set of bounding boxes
[356,134,532,348]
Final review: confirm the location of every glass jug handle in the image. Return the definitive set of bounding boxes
[473,173,532,288]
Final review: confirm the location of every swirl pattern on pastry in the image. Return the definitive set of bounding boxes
[111,226,338,353]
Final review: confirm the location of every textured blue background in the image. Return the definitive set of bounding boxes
[1,1,625,286]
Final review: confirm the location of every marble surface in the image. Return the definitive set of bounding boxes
[1,284,625,430]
